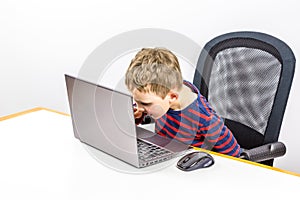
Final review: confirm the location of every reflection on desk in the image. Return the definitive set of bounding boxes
[0,108,299,200]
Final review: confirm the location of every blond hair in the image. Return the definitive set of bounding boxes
[125,48,183,98]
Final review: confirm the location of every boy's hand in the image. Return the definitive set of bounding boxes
[133,107,146,119]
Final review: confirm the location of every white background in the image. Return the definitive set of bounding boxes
[1,0,299,174]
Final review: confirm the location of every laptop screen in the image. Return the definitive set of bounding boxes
[65,75,140,167]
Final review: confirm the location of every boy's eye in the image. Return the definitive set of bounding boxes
[141,102,151,106]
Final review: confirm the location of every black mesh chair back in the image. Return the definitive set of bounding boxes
[193,31,295,166]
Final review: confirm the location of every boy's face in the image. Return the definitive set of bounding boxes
[132,89,172,120]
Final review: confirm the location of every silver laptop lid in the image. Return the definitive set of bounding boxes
[65,75,140,167]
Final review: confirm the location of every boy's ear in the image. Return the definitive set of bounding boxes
[167,90,179,102]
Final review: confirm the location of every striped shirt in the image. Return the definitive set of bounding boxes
[155,81,241,157]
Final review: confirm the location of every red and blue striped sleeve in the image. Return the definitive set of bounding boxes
[191,96,241,157]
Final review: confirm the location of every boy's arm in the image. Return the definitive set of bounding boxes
[204,115,241,157]
[197,95,241,157]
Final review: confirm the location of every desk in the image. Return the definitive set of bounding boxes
[1,108,299,200]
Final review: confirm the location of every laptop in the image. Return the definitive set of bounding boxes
[65,75,190,168]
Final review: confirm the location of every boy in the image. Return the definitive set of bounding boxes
[125,47,241,157]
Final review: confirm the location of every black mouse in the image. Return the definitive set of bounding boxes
[177,151,214,171]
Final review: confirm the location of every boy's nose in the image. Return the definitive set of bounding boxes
[136,103,146,111]
[136,104,146,112]
[142,107,148,113]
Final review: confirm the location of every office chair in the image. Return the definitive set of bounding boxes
[193,31,295,166]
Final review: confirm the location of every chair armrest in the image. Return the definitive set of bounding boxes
[239,142,286,162]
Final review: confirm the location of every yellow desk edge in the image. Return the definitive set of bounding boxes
[1,107,299,178]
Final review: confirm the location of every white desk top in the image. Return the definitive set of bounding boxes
[0,108,299,200]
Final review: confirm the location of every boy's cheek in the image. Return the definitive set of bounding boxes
[149,105,167,119]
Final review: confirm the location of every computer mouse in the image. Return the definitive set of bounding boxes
[177,151,214,171]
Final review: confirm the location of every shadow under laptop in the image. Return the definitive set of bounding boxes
[82,142,179,174]
[81,123,190,174]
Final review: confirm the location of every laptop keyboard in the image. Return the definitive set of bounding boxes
[137,139,172,162]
